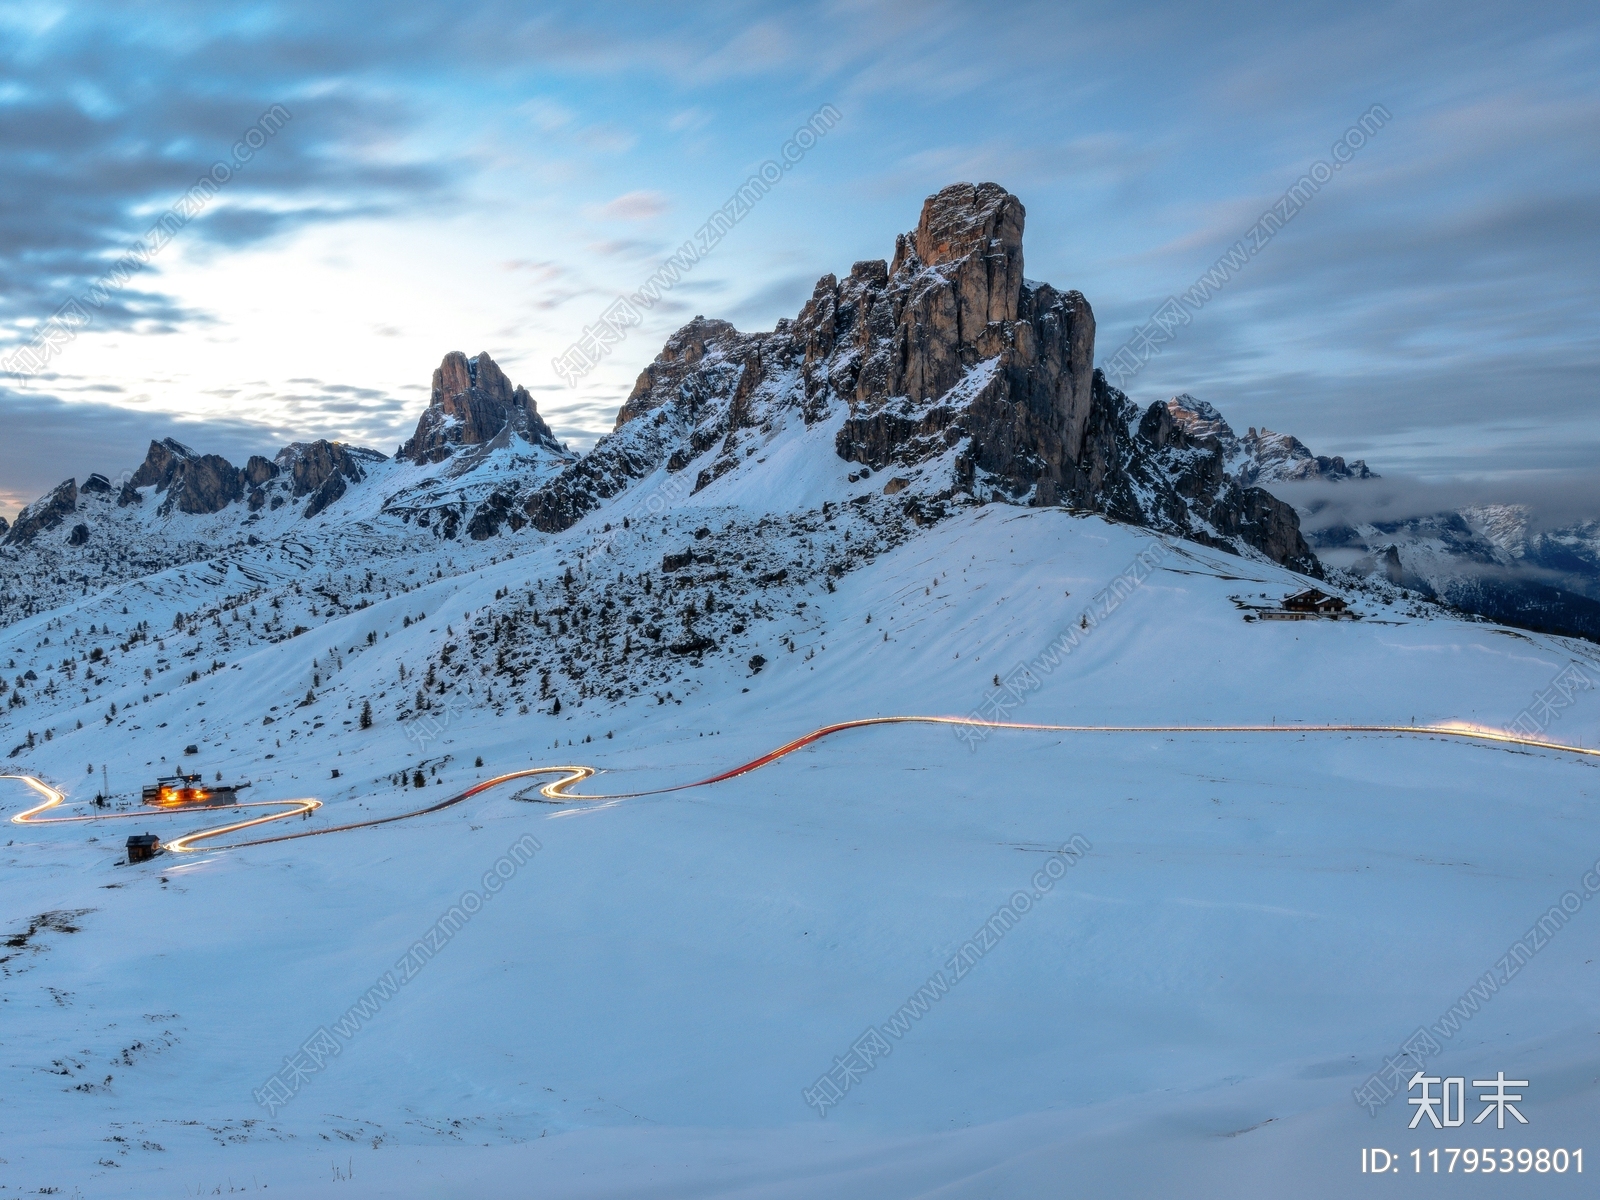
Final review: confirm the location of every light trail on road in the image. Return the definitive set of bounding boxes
[7,718,1597,857]
[4,772,321,839]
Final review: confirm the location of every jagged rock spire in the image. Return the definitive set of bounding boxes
[825,181,1097,504]
[399,350,562,464]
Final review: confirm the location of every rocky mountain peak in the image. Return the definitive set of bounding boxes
[614,318,741,432]
[1238,426,1376,485]
[2,478,77,546]
[126,437,244,516]
[467,181,1317,576]
[128,437,198,489]
[399,349,563,464]
[1164,394,1238,451]
[892,181,1026,330]
[1158,394,1376,489]
[828,181,1096,500]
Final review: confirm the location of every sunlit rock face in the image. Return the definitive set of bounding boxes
[400,350,563,465]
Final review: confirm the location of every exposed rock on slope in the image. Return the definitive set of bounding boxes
[3,479,77,545]
[1134,400,1320,575]
[472,316,758,539]
[279,440,388,519]
[127,439,245,516]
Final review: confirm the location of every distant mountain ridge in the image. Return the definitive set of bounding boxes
[3,181,1596,643]
[1307,503,1600,643]
[0,348,574,622]
[1159,394,1377,485]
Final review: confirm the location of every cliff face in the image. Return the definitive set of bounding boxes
[278,440,385,518]
[1136,401,1320,575]
[2,478,77,546]
[831,182,1097,508]
[126,438,245,516]
[477,181,1319,575]
[399,350,564,465]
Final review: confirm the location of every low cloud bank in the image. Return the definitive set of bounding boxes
[1271,472,1600,535]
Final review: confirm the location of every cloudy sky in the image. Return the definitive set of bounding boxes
[1,0,1596,518]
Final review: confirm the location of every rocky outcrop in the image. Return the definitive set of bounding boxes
[614,319,748,432]
[287,440,384,498]
[80,473,112,495]
[460,318,744,540]
[1160,395,1238,449]
[165,452,243,515]
[244,455,280,487]
[274,440,385,518]
[3,478,77,545]
[127,438,245,515]
[301,473,345,519]
[128,438,193,491]
[1133,397,1321,576]
[399,351,563,464]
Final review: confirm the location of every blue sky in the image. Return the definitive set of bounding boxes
[2,0,1596,518]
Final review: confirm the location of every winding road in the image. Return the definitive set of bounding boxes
[7,717,1597,857]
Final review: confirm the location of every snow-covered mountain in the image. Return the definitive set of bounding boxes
[1463,505,1600,602]
[1153,393,1600,643]
[0,349,575,624]
[2,184,1329,638]
[1158,393,1377,486]
[4,183,1599,1197]
[1300,499,1600,644]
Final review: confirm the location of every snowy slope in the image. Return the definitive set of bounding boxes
[4,464,1600,1196]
